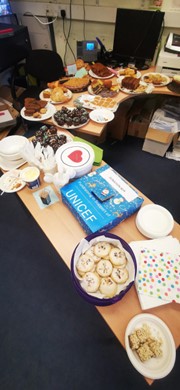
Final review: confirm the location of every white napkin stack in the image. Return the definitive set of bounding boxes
[130,236,180,310]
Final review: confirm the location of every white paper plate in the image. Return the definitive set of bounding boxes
[0,170,26,193]
[141,73,171,86]
[89,108,114,124]
[20,103,56,121]
[125,313,176,379]
[89,69,114,79]
[0,135,28,155]
[136,204,174,238]
[39,88,73,104]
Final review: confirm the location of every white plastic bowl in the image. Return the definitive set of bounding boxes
[0,135,28,156]
[0,151,25,161]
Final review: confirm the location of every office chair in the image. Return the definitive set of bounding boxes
[10,49,66,137]
[11,49,65,110]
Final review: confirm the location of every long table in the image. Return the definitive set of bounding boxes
[44,67,179,142]
[17,163,180,385]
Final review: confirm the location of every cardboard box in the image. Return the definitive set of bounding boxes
[127,116,150,138]
[61,164,144,234]
[106,99,134,140]
[142,107,179,157]
[127,98,156,139]
[0,98,18,130]
[142,127,175,157]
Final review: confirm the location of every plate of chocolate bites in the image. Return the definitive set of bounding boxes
[31,124,73,153]
[53,106,89,129]
[119,76,154,94]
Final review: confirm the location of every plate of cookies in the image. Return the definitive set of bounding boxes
[125,314,176,379]
[71,232,137,306]
[21,100,56,121]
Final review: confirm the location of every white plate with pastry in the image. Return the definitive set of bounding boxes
[118,68,141,78]
[0,170,26,193]
[141,73,171,86]
[21,103,56,121]
[89,69,114,79]
[125,313,176,379]
[39,88,72,104]
[119,79,153,95]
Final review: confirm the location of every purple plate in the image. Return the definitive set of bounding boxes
[71,232,137,306]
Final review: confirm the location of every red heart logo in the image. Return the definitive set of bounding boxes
[68,150,82,163]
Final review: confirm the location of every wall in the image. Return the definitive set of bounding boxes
[10,1,180,65]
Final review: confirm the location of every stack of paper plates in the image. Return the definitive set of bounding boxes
[136,204,174,238]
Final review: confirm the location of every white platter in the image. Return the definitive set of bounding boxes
[89,108,114,124]
[20,103,56,121]
[0,170,26,193]
[141,73,171,86]
[39,88,73,104]
[125,313,176,379]
[136,204,174,238]
[74,94,118,112]
[89,69,114,79]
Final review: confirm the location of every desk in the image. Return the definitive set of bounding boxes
[16,162,180,385]
[45,67,179,142]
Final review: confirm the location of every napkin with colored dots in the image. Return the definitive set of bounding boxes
[137,248,180,303]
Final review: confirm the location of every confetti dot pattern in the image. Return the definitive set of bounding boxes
[137,249,180,303]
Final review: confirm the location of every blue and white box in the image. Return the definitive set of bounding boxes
[61,164,144,234]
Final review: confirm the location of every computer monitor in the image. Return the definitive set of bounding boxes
[112,8,165,69]
[0,0,12,16]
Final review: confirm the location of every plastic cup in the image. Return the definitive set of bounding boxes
[21,166,40,189]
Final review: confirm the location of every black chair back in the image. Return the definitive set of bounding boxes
[25,49,65,83]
